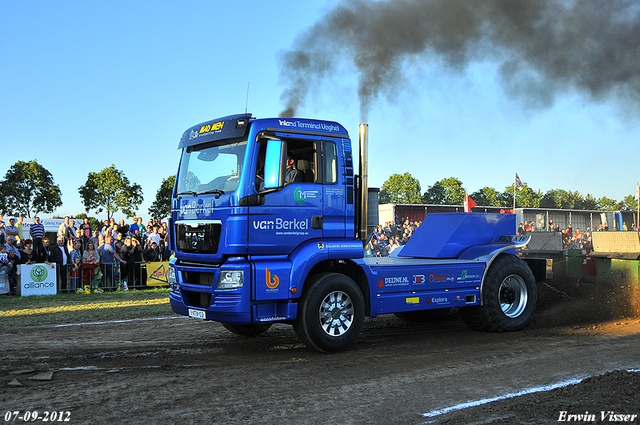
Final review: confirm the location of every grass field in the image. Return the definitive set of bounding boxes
[0,289,174,327]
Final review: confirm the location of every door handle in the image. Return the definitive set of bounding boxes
[312,215,324,229]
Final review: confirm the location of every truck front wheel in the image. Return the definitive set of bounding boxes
[293,273,365,353]
[461,254,536,332]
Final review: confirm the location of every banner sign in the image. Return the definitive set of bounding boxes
[21,264,58,297]
[146,262,170,286]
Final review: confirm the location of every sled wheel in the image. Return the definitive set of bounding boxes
[294,273,365,353]
[461,254,536,332]
[222,322,272,336]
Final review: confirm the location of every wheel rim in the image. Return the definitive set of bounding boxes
[318,290,355,337]
[498,274,528,318]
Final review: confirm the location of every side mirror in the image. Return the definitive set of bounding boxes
[264,139,286,190]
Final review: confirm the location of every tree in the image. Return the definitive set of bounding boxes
[423,177,465,205]
[580,193,598,210]
[0,160,62,218]
[148,175,176,219]
[597,196,619,211]
[618,194,637,212]
[502,184,541,208]
[379,173,422,204]
[79,165,143,220]
[470,187,503,207]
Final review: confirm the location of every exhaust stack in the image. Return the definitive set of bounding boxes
[358,123,369,244]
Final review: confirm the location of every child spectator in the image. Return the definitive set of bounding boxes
[70,257,82,292]
[0,245,9,272]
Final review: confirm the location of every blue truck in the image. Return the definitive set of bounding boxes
[168,113,541,352]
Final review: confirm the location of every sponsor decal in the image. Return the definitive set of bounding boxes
[378,276,410,288]
[21,264,57,296]
[253,217,309,231]
[150,264,169,284]
[413,275,425,284]
[429,274,447,283]
[258,316,287,322]
[457,270,481,283]
[188,121,225,140]
[425,296,448,305]
[266,269,279,289]
[23,281,56,289]
[293,187,318,204]
[497,235,528,243]
[278,119,340,133]
[180,199,215,216]
[30,265,48,282]
[146,262,170,286]
[324,242,362,249]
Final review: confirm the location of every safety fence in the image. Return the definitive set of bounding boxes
[9,261,170,294]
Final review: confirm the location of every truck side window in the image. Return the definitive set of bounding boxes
[324,142,338,184]
[255,141,267,192]
[255,137,322,191]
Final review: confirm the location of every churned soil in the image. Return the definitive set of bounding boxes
[1,282,639,424]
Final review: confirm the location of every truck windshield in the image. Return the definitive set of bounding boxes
[176,139,247,196]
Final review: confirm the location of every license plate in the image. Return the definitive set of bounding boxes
[188,308,206,320]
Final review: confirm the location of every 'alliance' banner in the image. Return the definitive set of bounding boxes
[21,264,58,296]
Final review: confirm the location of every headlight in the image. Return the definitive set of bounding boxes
[168,267,177,285]
[218,270,244,289]
[168,267,180,291]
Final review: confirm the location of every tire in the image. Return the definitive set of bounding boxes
[293,273,365,353]
[461,254,536,332]
[221,322,272,336]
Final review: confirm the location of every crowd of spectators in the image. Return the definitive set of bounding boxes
[517,219,640,250]
[0,215,171,295]
[364,215,640,257]
[365,218,422,257]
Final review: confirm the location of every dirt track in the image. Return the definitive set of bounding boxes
[1,302,639,425]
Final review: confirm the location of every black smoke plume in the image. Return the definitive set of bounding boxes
[278,0,640,120]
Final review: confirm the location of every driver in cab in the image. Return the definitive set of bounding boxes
[285,152,304,184]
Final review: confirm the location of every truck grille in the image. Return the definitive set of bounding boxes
[175,221,221,254]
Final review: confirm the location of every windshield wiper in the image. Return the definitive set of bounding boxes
[198,189,225,199]
[176,191,197,200]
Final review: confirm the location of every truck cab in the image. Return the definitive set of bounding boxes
[169,114,360,323]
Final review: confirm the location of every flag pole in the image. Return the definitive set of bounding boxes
[513,171,516,211]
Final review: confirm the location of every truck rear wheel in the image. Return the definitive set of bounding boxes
[222,323,272,336]
[293,273,365,353]
[461,254,536,332]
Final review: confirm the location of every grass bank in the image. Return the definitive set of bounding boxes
[0,289,174,327]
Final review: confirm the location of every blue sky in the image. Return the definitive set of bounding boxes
[1,0,638,221]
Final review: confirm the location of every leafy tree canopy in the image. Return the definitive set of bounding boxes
[148,175,176,220]
[0,160,62,218]
[78,164,143,220]
[379,172,422,204]
[502,184,541,208]
[422,177,465,205]
[470,186,502,207]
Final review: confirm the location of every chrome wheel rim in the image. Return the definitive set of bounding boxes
[319,290,354,336]
[499,274,528,318]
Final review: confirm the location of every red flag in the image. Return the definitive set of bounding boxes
[464,192,477,212]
